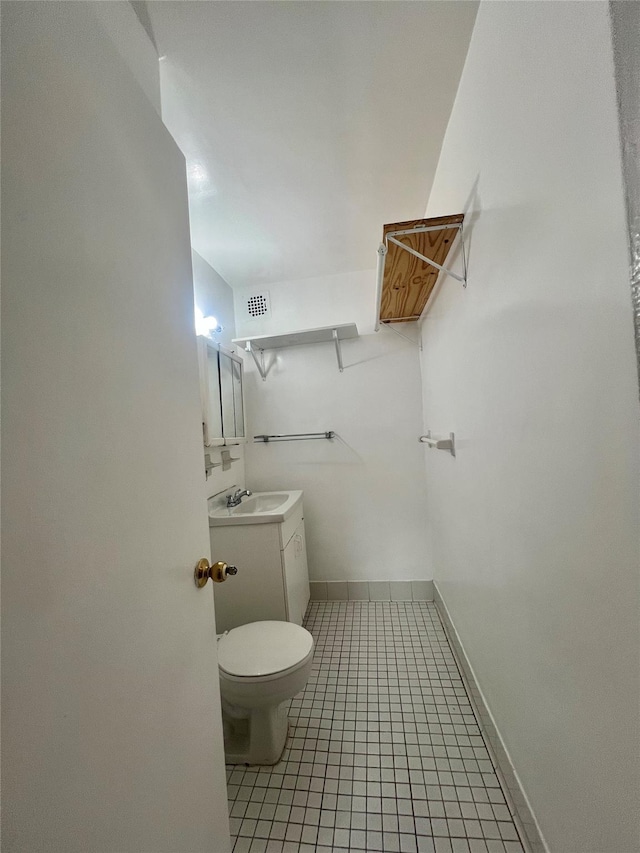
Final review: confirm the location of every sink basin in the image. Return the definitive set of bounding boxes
[236,494,288,514]
[208,490,303,527]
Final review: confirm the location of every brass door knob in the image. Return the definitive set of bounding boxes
[194,558,238,588]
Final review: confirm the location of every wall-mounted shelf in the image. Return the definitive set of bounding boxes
[375,213,466,326]
[233,323,358,380]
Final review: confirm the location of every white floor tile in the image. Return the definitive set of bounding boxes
[227,601,524,852]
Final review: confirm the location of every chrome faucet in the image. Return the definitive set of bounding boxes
[226,488,252,508]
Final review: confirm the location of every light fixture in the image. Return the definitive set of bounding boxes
[195,306,223,337]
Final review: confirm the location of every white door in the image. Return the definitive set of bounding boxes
[2,4,230,851]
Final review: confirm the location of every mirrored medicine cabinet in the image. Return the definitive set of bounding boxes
[197,336,246,446]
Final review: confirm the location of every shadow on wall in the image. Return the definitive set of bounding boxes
[422,173,481,316]
[249,433,365,467]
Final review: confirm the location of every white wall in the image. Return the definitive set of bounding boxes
[237,266,429,582]
[418,3,640,852]
[235,268,378,338]
[95,0,161,114]
[193,249,237,349]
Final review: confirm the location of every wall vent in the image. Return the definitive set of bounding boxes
[242,291,271,321]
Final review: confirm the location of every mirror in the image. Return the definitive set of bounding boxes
[198,337,246,446]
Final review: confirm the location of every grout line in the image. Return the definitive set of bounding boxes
[226,601,526,853]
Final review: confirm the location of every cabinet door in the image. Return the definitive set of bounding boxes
[212,523,287,633]
[219,347,246,445]
[282,520,310,625]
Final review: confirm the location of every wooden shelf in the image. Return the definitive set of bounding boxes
[379,213,464,323]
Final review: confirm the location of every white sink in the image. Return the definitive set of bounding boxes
[238,494,288,514]
[208,490,303,526]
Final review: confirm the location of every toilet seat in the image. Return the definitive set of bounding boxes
[218,621,314,680]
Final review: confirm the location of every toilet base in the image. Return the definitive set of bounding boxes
[222,700,290,765]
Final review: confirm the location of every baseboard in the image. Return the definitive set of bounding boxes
[309,580,434,602]
[433,583,548,853]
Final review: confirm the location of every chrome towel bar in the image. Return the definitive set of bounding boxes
[254,431,335,443]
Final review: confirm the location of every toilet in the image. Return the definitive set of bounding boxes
[217,620,314,765]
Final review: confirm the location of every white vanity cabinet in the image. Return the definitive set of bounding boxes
[211,499,310,633]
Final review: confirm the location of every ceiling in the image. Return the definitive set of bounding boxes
[145,1,478,289]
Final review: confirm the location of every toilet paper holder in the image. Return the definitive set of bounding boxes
[419,431,456,457]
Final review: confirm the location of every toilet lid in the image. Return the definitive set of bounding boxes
[218,621,314,678]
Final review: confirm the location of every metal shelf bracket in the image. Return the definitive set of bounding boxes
[386,221,467,288]
[332,329,344,372]
[245,340,267,381]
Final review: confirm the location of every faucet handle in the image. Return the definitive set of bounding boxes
[225,487,251,507]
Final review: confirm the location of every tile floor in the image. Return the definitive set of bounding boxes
[226,601,525,853]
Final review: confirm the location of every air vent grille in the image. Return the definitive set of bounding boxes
[242,291,271,321]
[247,294,268,317]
